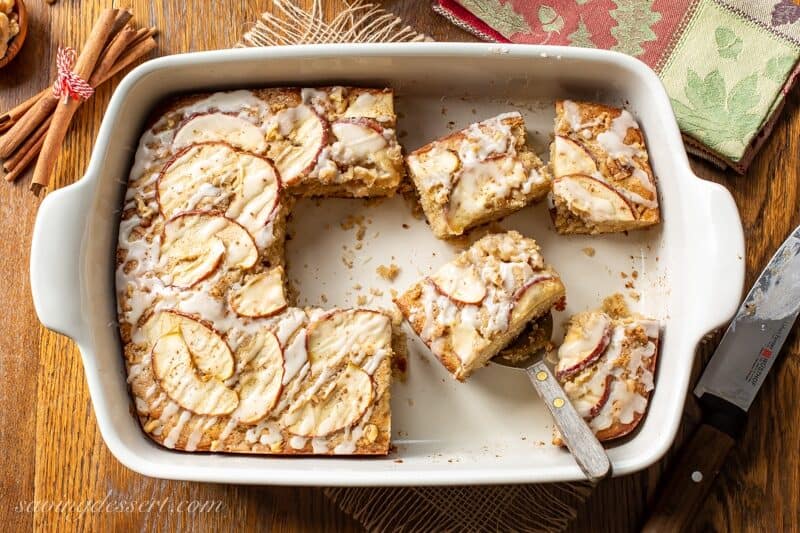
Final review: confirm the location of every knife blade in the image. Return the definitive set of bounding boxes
[643,224,800,533]
[694,224,800,411]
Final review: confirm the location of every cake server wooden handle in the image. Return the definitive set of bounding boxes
[527,361,611,483]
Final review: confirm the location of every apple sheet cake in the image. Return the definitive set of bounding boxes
[554,296,660,442]
[406,112,551,239]
[549,100,660,234]
[394,231,566,381]
[116,87,404,455]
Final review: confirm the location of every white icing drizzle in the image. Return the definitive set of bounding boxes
[164,410,191,449]
[559,316,660,432]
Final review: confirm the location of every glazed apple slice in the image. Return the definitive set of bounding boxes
[268,104,328,185]
[430,261,487,305]
[158,212,257,288]
[555,312,612,380]
[151,333,239,416]
[306,309,392,369]
[552,136,597,177]
[286,362,374,437]
[553,174,636,222]
[509,273,555,323]
[330,118,388,164]
[157,143,280,237]
[450,323,488,364]
[147,311,235,380]
[230,266,288,318]
[173,113,268,153]
[232,330,285,424]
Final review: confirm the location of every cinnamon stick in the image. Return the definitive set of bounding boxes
[0,97,57,159]
[31,8,120,194]
[4,133,45,182]
[92,36,158,86]
[0,90,45,127]
[3,116,50,173]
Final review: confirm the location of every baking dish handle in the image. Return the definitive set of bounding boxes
[30,179,92,344]
[689,176,746,337]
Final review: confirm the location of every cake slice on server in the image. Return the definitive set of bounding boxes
[554,296,660,442]
[406,112,551,239]
[549,100,660,234]
[394,231,565,381]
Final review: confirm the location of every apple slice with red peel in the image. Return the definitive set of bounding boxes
[157,143,281,237]
[555,312,612,380]
[306,309,392,369]
[407,147,460,184]
[151,334,239,416]
[553,174,636,222]
[552,136,597,177]
[430,261,486,305]
[232,330,285,424]
[230,267,287,318]
[509,273,556,323]
[159,212,257,287]
[330,119,388,164]
[268,104,328,185]
[173,113,268,153]
[588,375,614,418]
[286,362,374,437]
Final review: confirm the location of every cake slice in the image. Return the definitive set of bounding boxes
[406,112,551,239]
[554,296,660,442]
[394,231,565,381]
[549,100,660,234]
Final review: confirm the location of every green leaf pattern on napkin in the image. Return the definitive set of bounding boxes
[661,0,799,161]
[459,0,530,38]
[609,0,662,57]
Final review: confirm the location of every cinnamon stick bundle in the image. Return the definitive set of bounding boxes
[0,8,158,193]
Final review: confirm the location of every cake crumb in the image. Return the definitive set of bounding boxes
[389,288,398,299]
[632,270,639,279]
[320,294,328,303]
[620,271,628,278]
[353,283,362,290]
[602,293,630,318]
[629,290,641,301]
[370,288,384,297]
[356,295,368,305]
[582,247,596,257]
[340,214,365,231]
[625,280,635,289]
[376,263,400,281]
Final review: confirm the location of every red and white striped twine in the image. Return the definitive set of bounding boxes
[52,47,95,103]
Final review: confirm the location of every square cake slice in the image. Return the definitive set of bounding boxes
[394,231,565,381]
[554,297,660,442]
[406,112,551,239]
[549,100,660,234]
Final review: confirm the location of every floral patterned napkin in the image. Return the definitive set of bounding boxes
[433,0,800,173]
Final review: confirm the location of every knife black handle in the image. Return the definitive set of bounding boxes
[641,395,746,533]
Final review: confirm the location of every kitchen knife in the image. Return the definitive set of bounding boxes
[642,224,800,532]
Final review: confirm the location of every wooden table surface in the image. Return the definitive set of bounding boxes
[1,1,798,531]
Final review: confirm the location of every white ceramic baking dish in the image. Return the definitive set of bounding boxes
[30,43,745,485]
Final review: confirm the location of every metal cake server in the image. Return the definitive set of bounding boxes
[492,313,611,482]
[643,224,800,532]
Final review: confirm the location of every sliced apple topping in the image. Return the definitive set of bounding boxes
[553,174,635,222]
[173,113,268,153]
[330,119,388,165]
[407,147,460,202]
[157,143,280,237]
[286,362,374,437]
[450,323,487,365]
[430,261,486,305]
[509,274,556,323]
[556,312,612,380]
[230,267,287,318]
[552,136,597,177]
[343,91,393,120]
[151,318,238,416]
[232,330,285,424]
[147,311,235,380]
[267,104,328,185]
[306,309,392,369]
[159,212,257,287]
